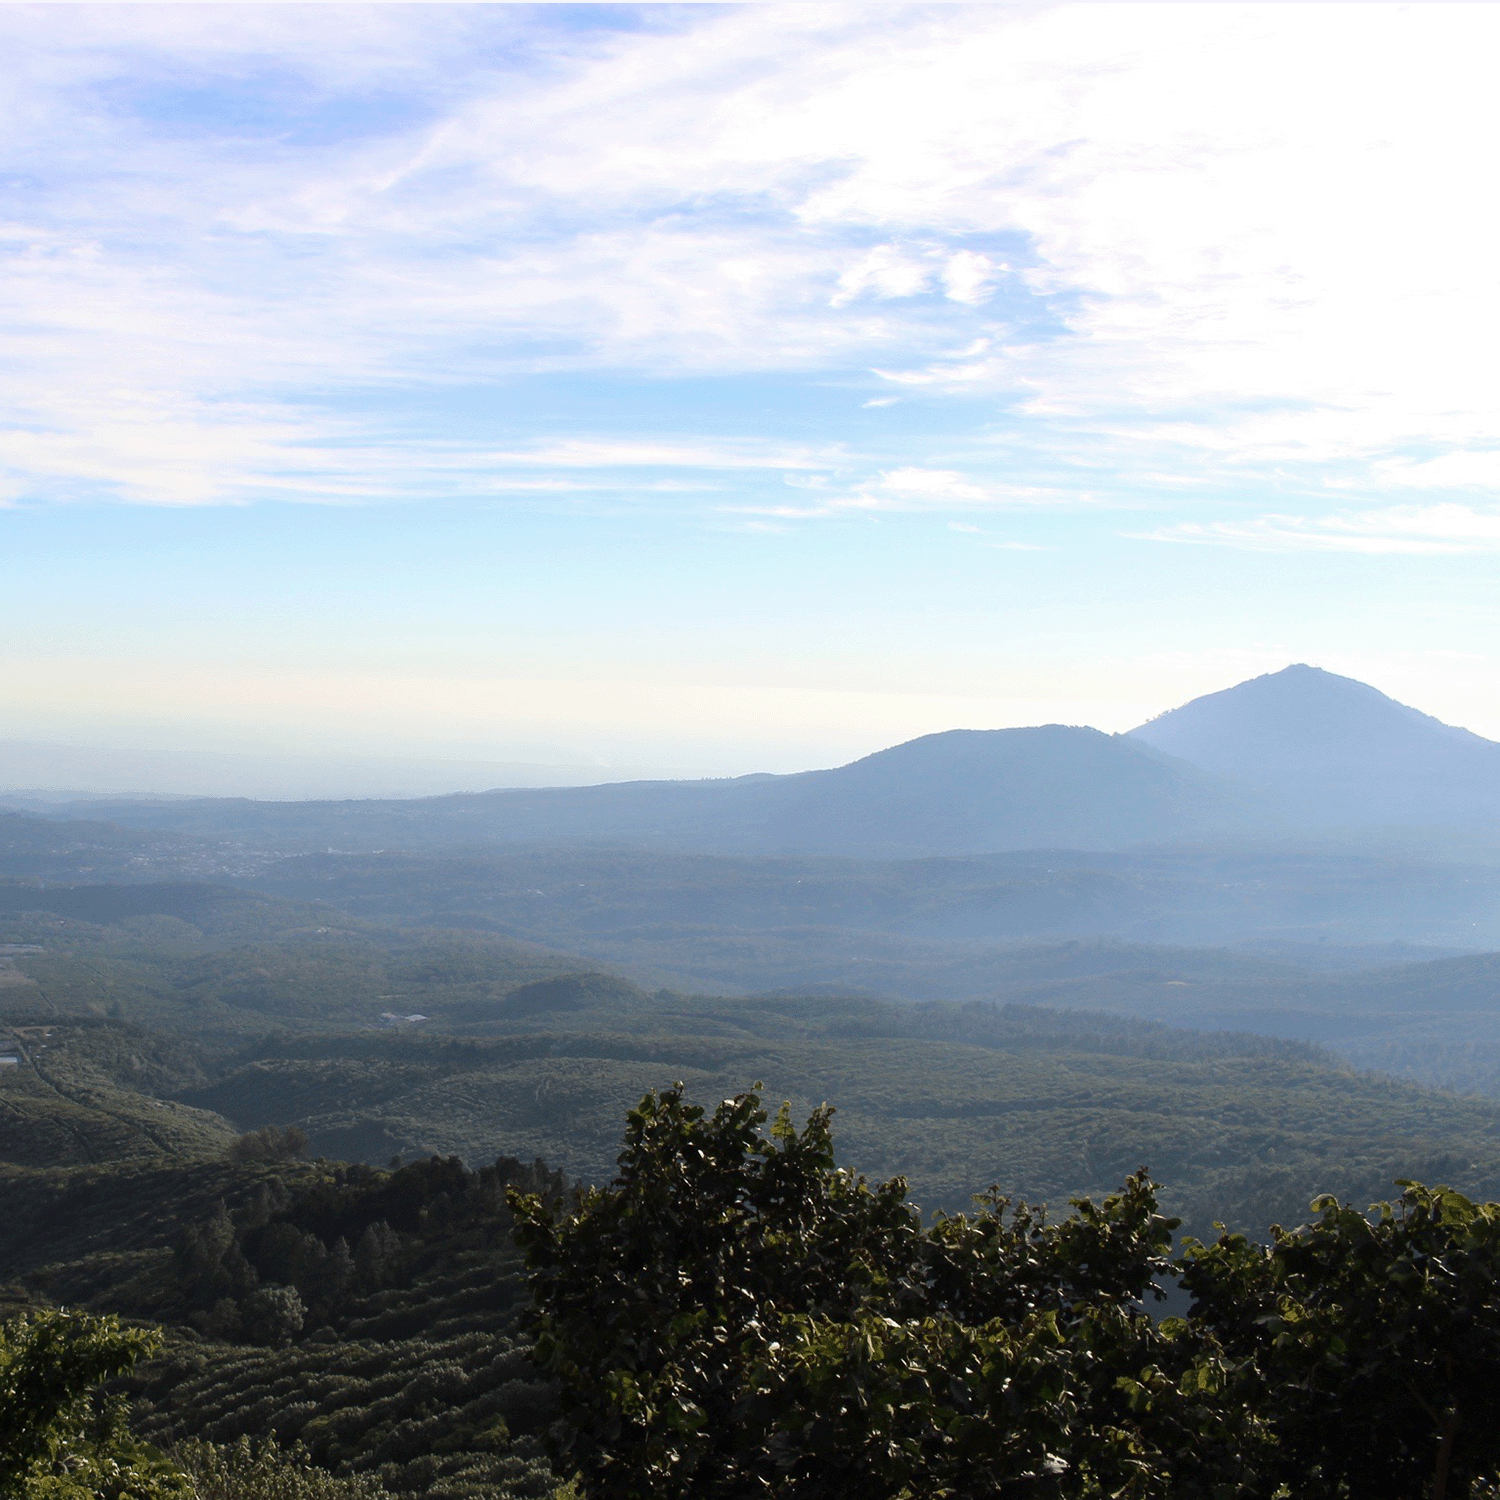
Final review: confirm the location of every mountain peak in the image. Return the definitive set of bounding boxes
[1129,664,1499,821]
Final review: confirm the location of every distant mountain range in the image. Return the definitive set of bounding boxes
[13,665,1500,856]
[14,725,1247,856]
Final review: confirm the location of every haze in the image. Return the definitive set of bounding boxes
[5,4,1500,797]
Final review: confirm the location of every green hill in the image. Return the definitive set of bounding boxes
[172,990,1500,1239]
[0,1152,565,1500]
[10,987,1500,1499]
[0,889,586,1044]
[0,1017,236,1166]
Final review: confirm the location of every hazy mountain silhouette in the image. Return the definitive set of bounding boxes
[41,725,1248,857]
[29,665,1500,856]
[1129,665,1500,829]
[730,726,1246,854]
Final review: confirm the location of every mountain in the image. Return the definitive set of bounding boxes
[26,665,1500,858]
[1129,664,1500,830]
[722,725,1246,855]
[34,725,1249,858]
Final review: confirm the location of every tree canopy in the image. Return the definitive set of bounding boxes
[512,1086,1500,1500]
[0,1309,185,1499]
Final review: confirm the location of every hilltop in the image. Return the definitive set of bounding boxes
[1130,663,1500,828]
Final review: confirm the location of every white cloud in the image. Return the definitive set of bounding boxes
[879,467,990,502]
[942,251,1001,305]
[1148,503,1500,555]
[1375,452,1500,491]
[4,3,1500,514]
[734,462,1075,519]
[476,440,839,471]
[831,245,932,305]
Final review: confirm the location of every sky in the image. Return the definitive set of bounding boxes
[5,2,1500,795]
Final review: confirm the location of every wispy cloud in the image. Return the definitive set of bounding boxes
[1147,504,1500,555]
[3,3,1500,525]
[733,462,1081,520]
[475,440,841,472]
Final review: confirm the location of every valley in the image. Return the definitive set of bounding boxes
[7,663,1500,1498]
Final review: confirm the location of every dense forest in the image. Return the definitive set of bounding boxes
[6,863,1500,1494]
[10,1086,1500,1497]
[11,981,1500,1238]
[3,1148,567,1498]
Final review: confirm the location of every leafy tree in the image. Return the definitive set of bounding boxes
[515,1086,1500,1499]
[240,1285,306,1346]
[510,1086,920,1496]
[228,1127,310,1165]
[1180,1182,1500,1500]
[0,1309,186,1499]
[171,1436,387,1499]
[740,1184,1267,1499]
[511,1086,1243,1499]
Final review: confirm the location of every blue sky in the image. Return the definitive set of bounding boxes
[4,3,1500,792]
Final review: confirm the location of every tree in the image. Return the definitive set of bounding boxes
[171,1436,387,1499]
[1180,1182,1500,1500]
[240,1284,306,1346]
[510,1086,922,1496]
[228,1126,310,1164]
[0,1309,188,1499]
[510,1086,1243,1500]
[514,1084,1500,1498]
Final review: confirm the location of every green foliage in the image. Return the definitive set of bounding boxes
[0,905,579,1045]
[1181,1182,1500,1499]
[513,1087,1247,1498]
[0,1019,237,1168]
[51,1152,572,1499]
[10,874,1500,1243]
[0,1308,187,1498]
[229,1126,310,1164]
[0,1146,569,1499]
[181,990,1500,1239]
[512,1087,921,1495]
[516,1087,1500,1499]
[171,1437,387,1499]
[133,1329,560,1500]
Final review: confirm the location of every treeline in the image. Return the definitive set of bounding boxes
[170,1150,565,1339]
[137,1152,570,1497]
[181,988,1500,1237]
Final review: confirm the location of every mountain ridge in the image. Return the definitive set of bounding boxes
[16,663,1500,856]
[21,725,1249,858]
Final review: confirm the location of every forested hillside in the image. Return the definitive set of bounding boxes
[7,783,1500,1496]
[6,974,1500,1242]
[1,1151,567,1498]
[7,886,1500,1497]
